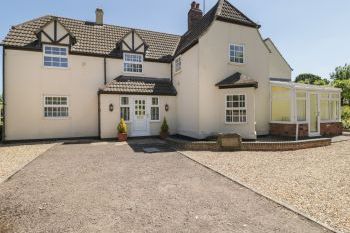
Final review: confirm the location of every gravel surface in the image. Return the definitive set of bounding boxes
[0,141,330,233]
[183,141,350,233]
[0,143,56,183]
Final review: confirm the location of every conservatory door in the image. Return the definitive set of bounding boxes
[309,93,320,136]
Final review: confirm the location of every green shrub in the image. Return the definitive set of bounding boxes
[160,117,169,133]
[342,105,350,129]
[117,118,128,134]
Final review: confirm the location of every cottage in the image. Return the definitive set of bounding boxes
[1,0,341,141]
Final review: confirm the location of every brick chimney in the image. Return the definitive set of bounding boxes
[188,1,203,30]
[95,8,104,25]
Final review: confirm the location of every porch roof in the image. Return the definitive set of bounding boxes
[270,80,341,92]
[216,72,258,89]
[99,75,177,96]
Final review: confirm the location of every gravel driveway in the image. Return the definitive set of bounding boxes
[0,142,56,183]
[184,141,350,233]
[0,140,331,233]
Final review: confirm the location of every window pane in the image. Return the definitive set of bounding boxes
[321,99,330,120]
[120,107,130,121]
[296,92,306,98]
[152,97,158,105]
[230,44,244,63]
[121,97,129,105]
[297,99,306,121]
[151,107,159,120]
[271,87,291,121]
[44,46,68,68]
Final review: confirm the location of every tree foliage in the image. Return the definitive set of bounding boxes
[295,73,329,85]
[330,64,350,80]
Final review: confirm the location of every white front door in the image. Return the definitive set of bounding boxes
[132,97,149,136]
[309,93,320,136]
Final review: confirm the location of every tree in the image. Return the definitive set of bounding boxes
[295,73,329,85]
[333,79,350,105]
[330,64,350,80]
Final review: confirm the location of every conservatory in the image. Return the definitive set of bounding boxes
[270,81,342,138]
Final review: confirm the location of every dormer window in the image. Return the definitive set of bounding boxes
[123,53,143,73]
[43,45,68,68]
[229,44,244,64]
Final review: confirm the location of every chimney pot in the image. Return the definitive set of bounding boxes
[95,8,104,25]
[191,1,196,9]
[188,2,203,30]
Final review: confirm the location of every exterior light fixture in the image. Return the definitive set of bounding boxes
[109,104,114,112]
[165,104,169,112]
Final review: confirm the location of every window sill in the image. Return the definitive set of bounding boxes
[174,70,182,76]
[225,122,248,125]
[43,66,70,70]
[43,117,70,120]
[228,61,245,66]
[123,71,144,75]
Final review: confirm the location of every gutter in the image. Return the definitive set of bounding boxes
[104,57,107,85]
[1,46,5,141]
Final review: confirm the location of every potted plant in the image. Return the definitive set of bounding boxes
[160,117,169,139]
[117,118,128,141]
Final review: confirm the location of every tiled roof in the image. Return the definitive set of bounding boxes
[176,0,259,56]
[2,16,181,61]
[100,76,177,96]
[2,0,259,61]
[216,72,258,88]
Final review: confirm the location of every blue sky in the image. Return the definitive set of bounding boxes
[1,0,350,94]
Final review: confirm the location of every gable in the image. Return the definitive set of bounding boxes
[118,30,148,54]
[37,18,74,45]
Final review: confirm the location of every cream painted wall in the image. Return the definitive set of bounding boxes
[265,38,292,80]
[197,20,270,137]
[100,94,176,139]
[106,58,170,83]
[4,48,172,141]
[173,45,200,138]
[4,49,103,140]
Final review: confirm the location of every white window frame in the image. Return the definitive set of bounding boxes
[150,97,160,122]
[43,45,69,69]
[43,95,69,119]
[174,56,182,73]
[120,96,131,122]
[320,92,341,123]
[229,43,245,64]
[296,91,307,123]
[270,85,293,124]
[123,53,143,73]
[225,94,247,124]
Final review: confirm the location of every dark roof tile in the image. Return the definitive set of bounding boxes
[100,76,177,96]
[216,72,258,88]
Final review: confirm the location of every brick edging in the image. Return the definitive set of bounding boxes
[166,137,332,152]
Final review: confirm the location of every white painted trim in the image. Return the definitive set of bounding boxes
[43,95,69,119]
[42,44,69,69]
[174,56,182,74]
[130,96,150,137]
[224,94,248,124]
[123,53,143,74]
[229,43,245,64]
[120,96,131,123]
[150,96,160,122]
[308,92,321,137]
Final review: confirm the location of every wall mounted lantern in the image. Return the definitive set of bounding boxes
[109,104,114,112]
[165,104,169,112]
